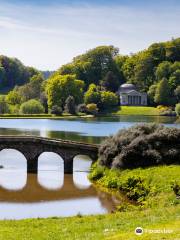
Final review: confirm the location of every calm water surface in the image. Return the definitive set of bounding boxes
[0,116,179,219]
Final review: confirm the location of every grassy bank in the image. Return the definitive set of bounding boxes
[0,207,179,240]
[88,164,180,239]
[111,106,160,116]
[0,165,179,240]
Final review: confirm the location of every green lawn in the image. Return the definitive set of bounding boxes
[0,165,179,240]
[0,208,179,240]
[111,106,160,116]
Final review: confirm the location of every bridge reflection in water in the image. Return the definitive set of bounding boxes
[0,150,119,219]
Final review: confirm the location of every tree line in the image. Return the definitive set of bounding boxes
[0,37,179,114]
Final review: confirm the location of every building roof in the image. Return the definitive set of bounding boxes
[119,83,136,93]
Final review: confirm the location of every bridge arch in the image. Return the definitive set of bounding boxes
[73,155,92,189]
[0,149,27,190]
[37,152,64,190]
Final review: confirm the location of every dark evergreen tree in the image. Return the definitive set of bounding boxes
[64,96,76,114]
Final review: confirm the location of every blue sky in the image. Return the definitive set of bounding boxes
[0,0,179,70]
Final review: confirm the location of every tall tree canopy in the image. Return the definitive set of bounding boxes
[58,46,122,89]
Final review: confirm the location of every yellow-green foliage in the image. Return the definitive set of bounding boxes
[84,84,101,105]
[46,74,84,109]
[6,90,22,105]
[100,91,118,109]
[175,103,180,116]
[86,103,98,114]
[89,165,180,210]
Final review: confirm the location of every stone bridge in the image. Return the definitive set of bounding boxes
[0,136,99,174]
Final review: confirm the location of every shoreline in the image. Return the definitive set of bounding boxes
[0,114,178,119]
[0,106,178,119]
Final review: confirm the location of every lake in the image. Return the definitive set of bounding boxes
[0,116,179,219]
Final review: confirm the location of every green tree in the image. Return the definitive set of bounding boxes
[100,91,118,109]
[133,52,155,90]
[0,56,39,91]
[20,99,45,114]
[64,96,76,114]
[40,92,48,113]
[147,84,157,105]
[101,71,120,92]
[59,46,120,87]
[6,89,22,105]
[169,69,180,90]
[148,43,166,64]
[175,86,180,102]
[155,61,172,80]
[46,74,84,110]
[16,73,44,102]
[0,96,10,114]
[154,78,172,105]
[84,84,101,105]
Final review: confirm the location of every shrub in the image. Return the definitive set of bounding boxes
[84,84,101,105]
[89,163,105,181]
[119,176,151,201]
[175,103,180,116]
[77,104,87,114]
[20,99,45,114]
[156,105,169,110]
[100,91,118,109]
[98,123,180,169]
[50,105,63,115]
[157,105,176,116]
[86,103,98,115]
[159,109,176,116]
[171,181,180,196]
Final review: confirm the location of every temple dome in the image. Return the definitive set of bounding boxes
[119,83,136,92]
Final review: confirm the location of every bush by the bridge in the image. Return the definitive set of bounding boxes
[98,123,180,169]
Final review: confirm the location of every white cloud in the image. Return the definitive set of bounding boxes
[0,2,179,70]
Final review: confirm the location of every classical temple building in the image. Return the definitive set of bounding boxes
[119,83,147,106]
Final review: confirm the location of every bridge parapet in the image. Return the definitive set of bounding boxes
[0,136,99,174]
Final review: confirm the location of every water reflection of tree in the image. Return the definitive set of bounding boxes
[46,131,103,144]
[96,189,119,213]
[96,188,133,213]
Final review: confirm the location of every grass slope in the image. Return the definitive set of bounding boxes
[112,106,160,116]
[0,165,179,240]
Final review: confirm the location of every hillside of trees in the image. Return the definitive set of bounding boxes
[0,37,179,114]
[0,56,41,93]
